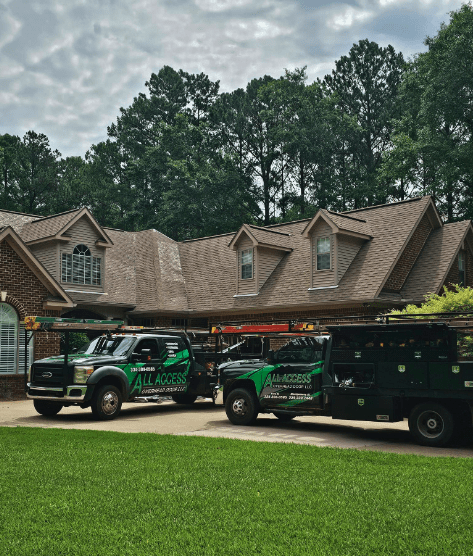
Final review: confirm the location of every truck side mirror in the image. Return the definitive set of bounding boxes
[267,349,275,364]
[141,349,152,363]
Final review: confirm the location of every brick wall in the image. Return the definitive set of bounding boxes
[0,240,61,400]
[383,212,433,293]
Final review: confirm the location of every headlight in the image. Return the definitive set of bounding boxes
[74,366,94,384]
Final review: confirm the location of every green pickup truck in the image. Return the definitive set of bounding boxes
[222,322,473,446]
[27,330,218,419]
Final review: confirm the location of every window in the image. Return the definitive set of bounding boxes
[62,244,101,286]
[0,304,17,374]
[241,248,253,279]
[459,251,465,286]
[0,304,32,374]
[316,237,330,270]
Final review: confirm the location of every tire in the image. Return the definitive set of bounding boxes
[33,400,63,416]
[225,388,258,426]
[91,385,122,420]
[408,402,455,447]
[273,412,296,422]
[171,394,197,404]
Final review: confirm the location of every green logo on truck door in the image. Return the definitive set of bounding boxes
[127,341,191,396]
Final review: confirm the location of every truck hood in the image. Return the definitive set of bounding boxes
[33,353,128,367]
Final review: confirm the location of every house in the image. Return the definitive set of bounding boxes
[0,195,471,399]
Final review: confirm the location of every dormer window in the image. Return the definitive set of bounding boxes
[62,244,101,286]
[316,237,331,270]
[241,248,253,279]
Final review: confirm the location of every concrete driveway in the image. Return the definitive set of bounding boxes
[1,398,472,458]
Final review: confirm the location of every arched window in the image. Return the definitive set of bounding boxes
[62,244,101,286]
[73,244,91,257]
[0,303,18,374]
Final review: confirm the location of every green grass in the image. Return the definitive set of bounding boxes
[0,428,472,556]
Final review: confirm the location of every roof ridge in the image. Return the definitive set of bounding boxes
[247,224,291,237]
[0,208,39,217]
[26,208,82,224]
[180,231,236,243]
[325,210,367,223]
[341,196,426,215]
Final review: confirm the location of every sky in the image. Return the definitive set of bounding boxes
[0,0,467,158]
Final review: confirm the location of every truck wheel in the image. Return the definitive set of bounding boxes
[171,394,197,404]
[273,412,295,422]
[408,403,454,447]
[91,385,122,420]
[225,388,258,425]
[33,400,63,416]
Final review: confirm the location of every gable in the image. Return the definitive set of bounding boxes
[0,227,73,309]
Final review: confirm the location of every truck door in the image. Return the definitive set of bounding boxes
[258,337,324,410]
[156,337,192,395]
[127,338,162,396]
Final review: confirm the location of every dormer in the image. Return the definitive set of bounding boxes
[21,208,113,293]
[302,209,372,290]
[229,224,292,296]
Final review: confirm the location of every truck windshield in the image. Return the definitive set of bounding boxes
[275,336,327,363]
[77,336,135,356]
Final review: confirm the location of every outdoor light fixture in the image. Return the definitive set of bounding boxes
[0,291,7,302]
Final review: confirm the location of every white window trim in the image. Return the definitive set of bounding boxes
[241,248,254,280]
[61,244,102,286]
[316,237,331,271]
[0,304,33,375]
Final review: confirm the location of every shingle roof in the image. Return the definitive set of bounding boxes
[0,210,36,234]
[244,225,293,250]
[401,221,471,301]
[21,210,82,242]
[105,228,188,313]
[323,210,373,237]
[179,196,433,313]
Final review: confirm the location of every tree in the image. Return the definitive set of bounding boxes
[0,134,21,211]
[381,5,473,222]
[15,131,61,214]
[323,40,405,207]
[213,75,286,224]
[389,285,473,357]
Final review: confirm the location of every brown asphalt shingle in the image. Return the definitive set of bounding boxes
[21,210,82,242]
[323,210,373,237]
[401,221,471,301]
[244,225,293,250]
[179,196,432,313]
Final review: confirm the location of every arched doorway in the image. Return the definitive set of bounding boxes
[0,303,18,374]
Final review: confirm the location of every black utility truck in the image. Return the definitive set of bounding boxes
[222,320,473,446]
[25,316,222,420]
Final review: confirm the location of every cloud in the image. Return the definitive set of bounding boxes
[0,0,467,158]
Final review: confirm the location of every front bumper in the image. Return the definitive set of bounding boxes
[27,384,88,402]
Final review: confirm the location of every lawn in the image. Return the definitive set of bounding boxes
[0,427,472,556]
